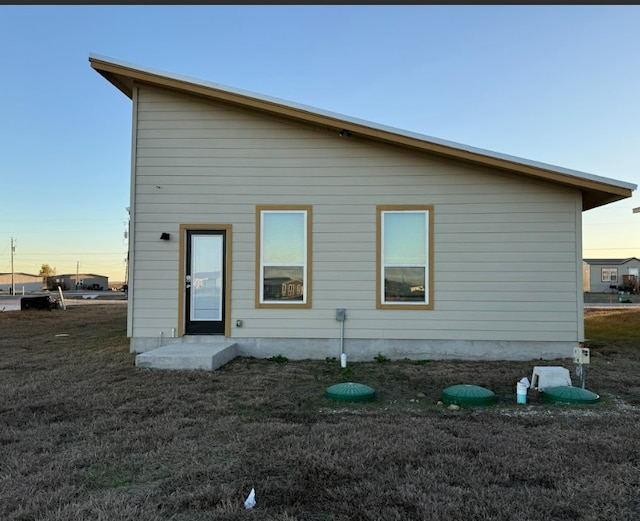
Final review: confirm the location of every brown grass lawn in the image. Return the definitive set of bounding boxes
[1,305,639,521]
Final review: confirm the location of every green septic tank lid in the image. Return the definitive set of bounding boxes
[542,386,600,404]
[441,384,497,406]
[325,382,376,403]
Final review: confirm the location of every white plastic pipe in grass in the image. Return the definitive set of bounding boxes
[57,286,66,310]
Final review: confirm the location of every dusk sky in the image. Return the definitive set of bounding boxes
[2,5,639,281]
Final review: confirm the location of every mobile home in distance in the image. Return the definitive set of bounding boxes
[583,258,640,293]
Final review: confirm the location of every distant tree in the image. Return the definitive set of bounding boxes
[38,264,56,287]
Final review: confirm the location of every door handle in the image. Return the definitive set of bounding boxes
[185,275,191,289]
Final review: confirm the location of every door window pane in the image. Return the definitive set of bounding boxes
[191,235,223,321]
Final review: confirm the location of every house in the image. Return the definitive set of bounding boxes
[90,54,636,362]
[46,273,109,291]
[583,258,640,293]
[0,273,42,293]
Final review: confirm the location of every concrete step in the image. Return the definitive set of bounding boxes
[135,341,237,371]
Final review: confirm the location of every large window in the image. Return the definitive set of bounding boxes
[377,205,433,310]
[256,206,312,308]
[602,268,618,283]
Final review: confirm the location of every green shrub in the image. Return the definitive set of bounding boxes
[374,353,390,363]
[268,354,289,363]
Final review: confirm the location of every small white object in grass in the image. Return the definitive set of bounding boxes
[55,334,70,337]
[244,488,256,509]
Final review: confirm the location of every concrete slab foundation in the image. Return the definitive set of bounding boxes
[131,336,575,362]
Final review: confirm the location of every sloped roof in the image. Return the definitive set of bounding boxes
[89,54,636,211]
[583,258,640,265]
[51,273,108,278]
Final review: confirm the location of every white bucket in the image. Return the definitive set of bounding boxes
[516,381,528,404]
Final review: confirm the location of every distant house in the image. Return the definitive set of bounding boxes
[90,54,636,362]
[0,273,42,293]
[46,274,109,291]
[583,258,640,293]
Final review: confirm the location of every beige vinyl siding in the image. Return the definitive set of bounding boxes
[130,85,582,342]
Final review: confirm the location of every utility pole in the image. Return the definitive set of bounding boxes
[10,237,15,296]
[634,208,640,293]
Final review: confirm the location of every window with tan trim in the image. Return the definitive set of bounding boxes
[377,205,433,310]
[256,205,312,308]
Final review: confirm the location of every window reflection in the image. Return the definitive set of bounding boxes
[263,266,304,301]
[384,267,425,302]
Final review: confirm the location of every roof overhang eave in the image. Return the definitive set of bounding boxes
[89,55,636,211]
[582,189,632,212]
